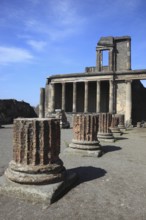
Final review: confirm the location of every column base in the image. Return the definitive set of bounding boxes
[97,132,115,142]
[0,171,77,205]
[64,143,103,157]
[71,139,101,150]
[5,160,65,185]
[110,127,122,137]
[118,125,126,132]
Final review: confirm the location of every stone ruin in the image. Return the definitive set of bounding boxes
[40,36,146,127]
[0,118,77,204]
[66,114,102,157]
[97,113,115,142]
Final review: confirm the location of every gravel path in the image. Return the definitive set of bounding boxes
[0,125,146,220]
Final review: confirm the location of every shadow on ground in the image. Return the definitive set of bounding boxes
[52,166,107,203]
[102,145,121,154]
[0,166,6,177]
[67,166,107,185]
[115,137,128,141]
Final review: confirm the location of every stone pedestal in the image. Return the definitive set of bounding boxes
[0,118,77,204]
[66,114,102,157]
[97,113,115,142]
[110,115,122,137]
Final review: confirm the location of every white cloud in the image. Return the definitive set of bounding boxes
[0,46,33,64]
[50,0,84,26]
[27,40,47,51]
[24,0,86,42]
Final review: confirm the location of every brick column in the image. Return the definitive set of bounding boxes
[84,81,88,113]
[67,114,102,157]
[73,82,77,112]
[110,114,122,137]
[98,113,114,142]
[39,88,45,118]
[5,118,65,184]
[96,81,101,113]
[62,83,65,111]
[2,118,77,204]
[116,114,125,131]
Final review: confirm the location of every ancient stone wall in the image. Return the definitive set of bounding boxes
[116,40,129,71]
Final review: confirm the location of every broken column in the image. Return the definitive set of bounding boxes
[1,118,77,204]
[97,113,114,142]
[116,114,125,131]
[66,114,102,157]
[110,114,122,137]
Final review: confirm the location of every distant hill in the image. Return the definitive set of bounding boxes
[0,99,38,124]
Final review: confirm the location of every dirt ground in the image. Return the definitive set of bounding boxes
[0,125,146,220]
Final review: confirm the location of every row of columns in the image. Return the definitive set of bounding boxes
[50,80,115,114]
[40,80,132,123]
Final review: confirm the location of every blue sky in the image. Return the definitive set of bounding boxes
[0,0,146,106]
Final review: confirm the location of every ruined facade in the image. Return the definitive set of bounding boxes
[40,36,146,125]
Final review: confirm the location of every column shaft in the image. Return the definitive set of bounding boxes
[96,81,101,113]
[5,118,64,184]
[84,81,88,113]
[62,83,65,110]
[109,49,113,71]
[51,83,55,112]
[73,82,77,112]
[39,88,45,118]
[125,81,132,123]
[109,80,114,113]
[96,50,101,71]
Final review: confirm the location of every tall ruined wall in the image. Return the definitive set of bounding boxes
[115,40,129,71]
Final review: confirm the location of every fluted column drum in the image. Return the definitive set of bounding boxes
[110,114,122,137]
[71,114,99,149]
[97,113,114,142]
[5,118,65,184]
[68,114,102,157]
[116,114,125,130]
